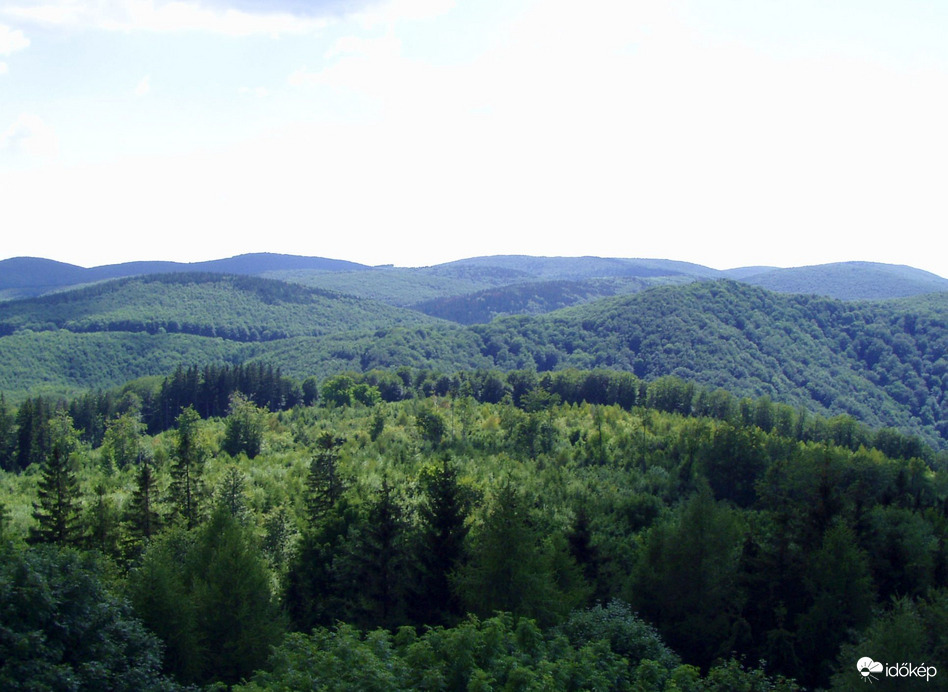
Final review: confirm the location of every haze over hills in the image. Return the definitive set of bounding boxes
[4,253,947,308]
[0,254,372,301]
[740,261,948,300]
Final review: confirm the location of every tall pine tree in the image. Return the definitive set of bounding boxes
[30,413,82,546]
[304,431,346,526]
[124,459,161,560]
[169,406,205,529]
[411,457,470,626]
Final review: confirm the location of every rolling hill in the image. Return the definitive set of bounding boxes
[1,268,945,449]
[0,253,371,300]
[740,261,948,300]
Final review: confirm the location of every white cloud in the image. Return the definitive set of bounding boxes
[0,114,60,161]
[134,74,151,96]
[3,0,948,276]
[2,0,329,36]
[0,22,30,54]
[354,0,454,28]
[0,62,8,74]
[238,85,268,98]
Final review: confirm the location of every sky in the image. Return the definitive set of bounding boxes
[1,0,947,276]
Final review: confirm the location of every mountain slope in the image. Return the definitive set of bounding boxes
[468,282,948,446]
[439,255,724,280]
[1,271,946,448]
[0,253,371,300]
[741,261,948,299]
[0,273,438,340]
[411,278,653,324]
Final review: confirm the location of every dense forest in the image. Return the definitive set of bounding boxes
[2,276,945,451]
[1,365,946,690]
[1,256,947,689]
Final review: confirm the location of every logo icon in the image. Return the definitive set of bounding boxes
[857,657,883,683]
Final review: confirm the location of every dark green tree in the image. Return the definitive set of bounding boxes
[85,483,121,558]
[416,408,446,446]
[101,410,145,471]
[305,431,347,525]
[0,394,16,471]
[794,523,875,688]
[454,479,586,626]
[168,406,205,529]
[628,485,747,668]
[30,412,82,547]
[284,498,359,631]
[410,457,471,626]
[215,464,249,521]
[222,392,265,459]
[0,543,179,691]
[130,507,285,686]
[344,478,411,629]
[124,459,162,559]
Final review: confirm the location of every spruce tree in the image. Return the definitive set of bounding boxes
[304,431,346,525]
[85,483,120,558]
[124,459,161,560]
[0,394,16,471]
[215,465,248,521]
[169,406,204,529]
[454,479,565,625]
[30,444,82,546]
[411,457,470,626]
[346,478,410,629]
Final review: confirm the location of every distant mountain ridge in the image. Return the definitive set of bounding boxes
[1,253,946,307]
[740,261,948,300]
[0,253,372,300]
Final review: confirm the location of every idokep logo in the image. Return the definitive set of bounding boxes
[857,657,883,682]
[857,657,937,683]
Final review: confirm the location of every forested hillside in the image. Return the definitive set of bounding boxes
[0,253,370,300]
[469,282,948,448]
[0,273,435,340]
[742,262,948,300]
[1,276,946,450]
[0,367,944,689]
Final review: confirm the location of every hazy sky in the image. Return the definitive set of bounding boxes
[2,0,947,276]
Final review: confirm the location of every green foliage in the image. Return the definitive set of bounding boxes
[235,613,631,692]
[304,431,347,525]
[454,479,590,626]
[29,412,83,546]
[557,599,680,672]
[128,507,285,686]
[415,408,446,445]
[411,457,471,626]
[3,362,948,688]
[0,543,179,691]
[101,410,145,471]
[168,406,205,529]
[831,590,948,691]
[221,392,265,459]
[628,486,746,668]
[124,459,161,558]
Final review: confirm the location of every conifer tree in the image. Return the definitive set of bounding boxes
[222,393,264,459]
[0,394,16,471]
[304,431,346,525]
[124,459,161,559]
[215,465,248,521]
[169,406,205,529]
[85,483,120,558]
[30,419,82,546]
[346,478,410,629]
[411,457,470,626]
[454,479,573,626]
